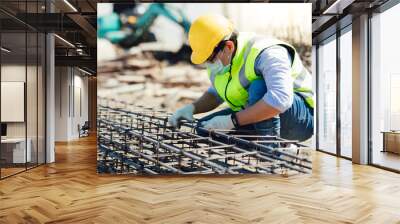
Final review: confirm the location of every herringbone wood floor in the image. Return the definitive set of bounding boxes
[1,135,400,224]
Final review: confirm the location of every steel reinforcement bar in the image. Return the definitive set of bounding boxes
[97,98,312,175]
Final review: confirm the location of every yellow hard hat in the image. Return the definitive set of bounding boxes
[188,14,234,65]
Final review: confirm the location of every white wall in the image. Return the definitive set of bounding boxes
[1,63,46,163]
[71,73,89,138]
[55,67,89,141]
[55,66,69,141]
[1,65,27,138]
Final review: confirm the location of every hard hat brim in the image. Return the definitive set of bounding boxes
[190,48,211,65]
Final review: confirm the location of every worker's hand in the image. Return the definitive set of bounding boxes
[201,115,234,130]
[168,104,195,127]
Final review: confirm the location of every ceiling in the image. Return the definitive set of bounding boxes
[310,0,390,43]
[0,0,396,72]
[0,0,98,73]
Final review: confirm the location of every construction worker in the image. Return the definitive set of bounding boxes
[168,14,314,142]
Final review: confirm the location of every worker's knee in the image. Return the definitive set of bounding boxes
[252,117,280,137]
[280,95,314,142]
[281,124,313,142]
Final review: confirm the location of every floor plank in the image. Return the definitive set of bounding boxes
[1,135,400,223]
[373,150,400,171]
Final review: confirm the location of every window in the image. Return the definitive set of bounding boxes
[339,26,352,158]
[371,3,400,171]
[0,0,47,179]
[317,35,337,154]
[311,45,317,149]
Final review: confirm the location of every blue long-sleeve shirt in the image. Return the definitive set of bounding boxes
[207,45,294,112]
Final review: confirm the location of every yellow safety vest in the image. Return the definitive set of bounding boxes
[208,32,314,111]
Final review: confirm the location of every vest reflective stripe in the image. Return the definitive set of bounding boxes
[292,63,314,107]
[238,37,262,89]
[208,32,314,111]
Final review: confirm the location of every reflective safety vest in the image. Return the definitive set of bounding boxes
[208,32,314,111]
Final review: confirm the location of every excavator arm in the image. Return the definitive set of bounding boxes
[99,3,191,49]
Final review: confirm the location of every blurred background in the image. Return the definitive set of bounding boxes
[97,3,311,112]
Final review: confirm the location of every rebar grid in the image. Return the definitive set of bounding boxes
[97,98,312,176]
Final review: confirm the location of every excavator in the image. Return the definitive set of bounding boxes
[98,3,191,50]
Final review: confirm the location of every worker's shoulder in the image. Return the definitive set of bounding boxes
[257,45,290,61]
[254,45,292,74]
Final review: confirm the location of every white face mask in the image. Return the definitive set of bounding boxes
[207,59,230,75]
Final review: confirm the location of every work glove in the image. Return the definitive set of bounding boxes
[168,104,195,127]
[201,114,234,131]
